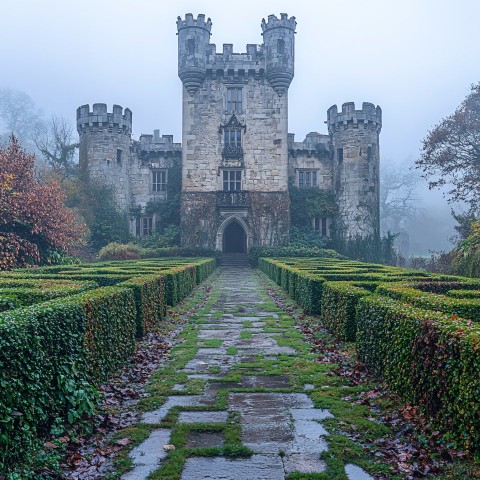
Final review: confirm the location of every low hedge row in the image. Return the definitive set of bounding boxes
[0,280,98,308]
[377,282,480,322]
[356,295,480,451]
[0,257,216,474]
[259,256,480,451]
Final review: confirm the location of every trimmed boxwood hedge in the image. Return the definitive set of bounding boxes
[119,275,166,337]
[321,282,371,341]
[0,300,94,470]
[376,282,480,322]
[0,257,216,474]
[356,295,480,452]
[259,255,480,451]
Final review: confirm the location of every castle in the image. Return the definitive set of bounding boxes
[76,13,381,253]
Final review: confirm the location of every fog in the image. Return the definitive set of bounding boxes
[2,0,479,254]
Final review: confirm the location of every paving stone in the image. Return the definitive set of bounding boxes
[121,429,171,480]
[283,453,327,474]
[186,431,224,448]
[345,463,375,480]
[142,396,208,424]
[240,375,291,388]
[181,455,285,479]
[178,411,228,423]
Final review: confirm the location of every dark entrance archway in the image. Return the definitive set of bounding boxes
[223,220,246,253]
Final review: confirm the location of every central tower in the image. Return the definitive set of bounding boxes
[177,13,295,252]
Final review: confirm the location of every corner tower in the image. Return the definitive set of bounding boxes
[327,102,382,240]
[261,13,296,95]
[76,103,132,210]
[177,14,212,96]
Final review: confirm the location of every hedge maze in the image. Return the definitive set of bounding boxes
[259,257,480,452]
[0,258,216,469]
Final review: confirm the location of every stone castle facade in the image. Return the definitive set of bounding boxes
[77,13,381,253]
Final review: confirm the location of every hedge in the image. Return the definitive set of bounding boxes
[259,255,480,451]
[356,295,480,452]
[321,282,371,341]
[0,257,216,474]
[0,280,98,306]
[119,275,166,337]
[376,282,480,322]
[0,300,94,470]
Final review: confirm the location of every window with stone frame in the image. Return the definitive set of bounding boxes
[135,216,154,237]
[297,170,318,189]
[277,38,285,54]
[313,216,330,237]
[224,128,242,149]
[152,170,167,193]
[223,170,242,191]
[226,87,243,113]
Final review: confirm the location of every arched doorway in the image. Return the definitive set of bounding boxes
[223,220,246,253]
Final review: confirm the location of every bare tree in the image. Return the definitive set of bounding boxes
[34,115,79,177]
[0,88,44,148]
[380,159,421,233]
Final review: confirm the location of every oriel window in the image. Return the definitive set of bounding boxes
[224,129,242,148]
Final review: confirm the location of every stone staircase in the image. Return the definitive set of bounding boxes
[220,253,250,268]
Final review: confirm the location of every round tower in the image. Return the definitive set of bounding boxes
[76,103,132,210]
[177,13,212,96]
[327,102,382,239]
[261,13,296,95]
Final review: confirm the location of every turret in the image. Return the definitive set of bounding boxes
[177,13,212,95]
[76,103,132,209]
[327,102,382,239]
[261,13,296,95]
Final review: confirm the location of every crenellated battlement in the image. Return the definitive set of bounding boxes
[76,103,132,134]
[327,102,382,133]
[176,13,212,33]
[261,13,296,33]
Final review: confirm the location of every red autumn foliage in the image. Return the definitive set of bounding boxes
[0,136,87,269]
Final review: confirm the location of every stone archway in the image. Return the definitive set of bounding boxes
[216,216,250,253]
[223,220,246,253]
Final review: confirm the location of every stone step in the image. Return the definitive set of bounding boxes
[220,253,249,267]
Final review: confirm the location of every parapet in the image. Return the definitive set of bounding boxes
[76,103,132,134]
[327,102,382,134]
[177,13,212,33]
[261,13,296,33]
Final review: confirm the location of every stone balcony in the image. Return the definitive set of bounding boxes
[216,190,250,208]
[222,146,244,161]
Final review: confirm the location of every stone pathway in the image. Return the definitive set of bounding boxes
[121,265,374,480]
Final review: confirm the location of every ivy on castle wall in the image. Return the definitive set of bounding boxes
[289,183,337,229]
[131,162,182,233]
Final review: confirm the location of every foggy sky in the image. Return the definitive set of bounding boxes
[2,0,480,251]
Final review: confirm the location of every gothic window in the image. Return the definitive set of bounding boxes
[226,87,243,113]
[223,170,242,191]
[187,38,195,54]
[152,170,167,193]
[297,170,318,189]
[136,216,153,237]
[224,129,242,148]
[314,217,330,237]
[277,38,285,54]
